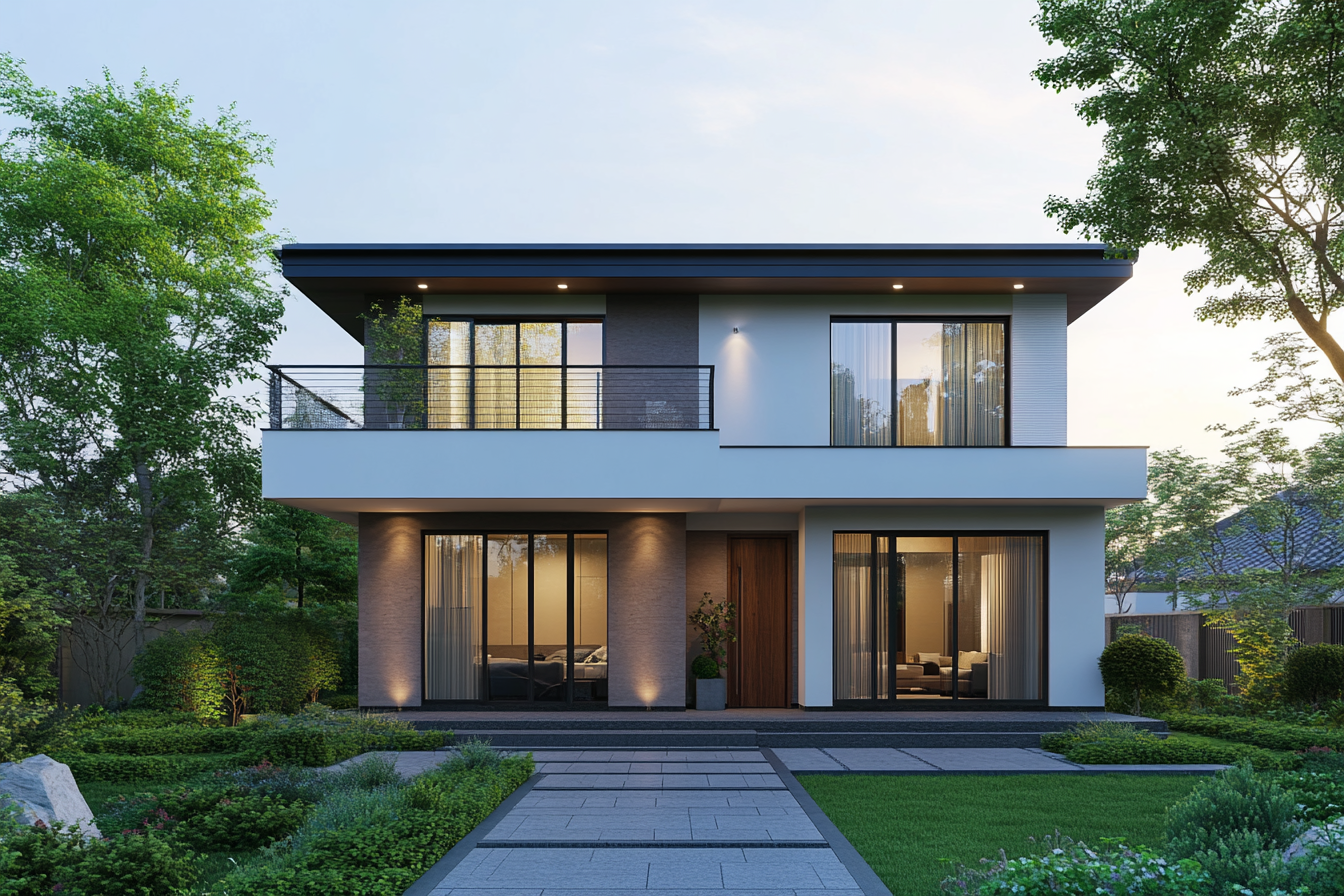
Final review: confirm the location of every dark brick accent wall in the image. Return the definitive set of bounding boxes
[604,294,699,364]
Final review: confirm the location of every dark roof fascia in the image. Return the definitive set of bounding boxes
[276,243,1133,342]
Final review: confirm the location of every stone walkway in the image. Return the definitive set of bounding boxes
[420,747,883,896]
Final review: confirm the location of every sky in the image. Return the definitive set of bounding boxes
[4,0,1330,461]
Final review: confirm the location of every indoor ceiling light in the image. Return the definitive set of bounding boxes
[557,283,568,289]
[1013,283,1025,289]
[892,284,903,290]
[417,283,428,289]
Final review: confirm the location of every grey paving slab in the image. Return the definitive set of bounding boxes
[534,774,786,790]
[432,847,864,893]
[902,748,1080,772]
[770,749,844,771]
[821,749,936,772]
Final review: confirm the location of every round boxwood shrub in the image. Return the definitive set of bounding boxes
[1097,633,1186,715]
[690,655,720,679]
[1283,643,1344,706]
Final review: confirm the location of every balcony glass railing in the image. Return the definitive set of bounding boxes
[267,365,714,431]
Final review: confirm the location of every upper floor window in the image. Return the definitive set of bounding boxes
[830,319,1006,446]
[426,318,603,430]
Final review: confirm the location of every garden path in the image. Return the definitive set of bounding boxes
[412,746,890,896]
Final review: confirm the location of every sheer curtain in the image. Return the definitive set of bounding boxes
[424,535,483,700]
[831,323,892,446]
[833,533,874,699]
[427,321,472,429]
[891,322,1005,446]
[962,535,1043,699]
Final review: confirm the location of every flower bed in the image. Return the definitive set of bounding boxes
[1040,719,1297,769]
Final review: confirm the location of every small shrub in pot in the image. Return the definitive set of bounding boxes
[691,655,720,679]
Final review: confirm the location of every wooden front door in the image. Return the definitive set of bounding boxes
[728,537,790,708]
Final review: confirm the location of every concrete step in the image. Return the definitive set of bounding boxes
[453,728,758,747]
[417,713,1167,736]
[447,728,1170,749]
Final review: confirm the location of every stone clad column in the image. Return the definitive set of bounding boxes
[608,513,687,708]
[358,513,423,708]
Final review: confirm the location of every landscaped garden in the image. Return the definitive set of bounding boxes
[1,704,531,896]
[799,634,1344,896]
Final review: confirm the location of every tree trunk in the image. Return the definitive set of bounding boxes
[132,457,155,649]
[1285,294,1344,384]
[296,542,304,609]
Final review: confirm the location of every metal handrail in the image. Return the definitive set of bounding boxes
[266,363,715,432]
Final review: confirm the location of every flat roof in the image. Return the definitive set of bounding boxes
[276,243,1134,342]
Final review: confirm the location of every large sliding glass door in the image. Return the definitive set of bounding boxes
[833,532,1043,704]
[424,531,609,703]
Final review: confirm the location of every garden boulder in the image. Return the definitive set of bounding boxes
[1284,819,1344,862]
[0,753,101,837]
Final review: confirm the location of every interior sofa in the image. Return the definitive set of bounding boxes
[894,651,989,697]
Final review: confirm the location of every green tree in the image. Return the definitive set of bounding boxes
[1034,0,1344,380]
[361,295,426,429]
[0,55,284,660]
[229,504,357,609]
[0,556,60,699]
[1105,498,1157,614]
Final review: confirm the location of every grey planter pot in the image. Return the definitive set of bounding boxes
[695,677,726,711]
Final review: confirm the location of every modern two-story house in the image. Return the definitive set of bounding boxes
[262,244,1146,712]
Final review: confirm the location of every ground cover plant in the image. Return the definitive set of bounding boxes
[212,742,533,895]
[3,741,522,896]
[1039,718,1298,769]
[799,774,1199,896]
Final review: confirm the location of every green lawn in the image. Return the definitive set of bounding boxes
[799,774,1200,896]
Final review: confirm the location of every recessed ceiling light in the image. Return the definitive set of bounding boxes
[557,283,568,289]
[417,283,428,289]
[892,284,903,290]
[1013,283,1025,289]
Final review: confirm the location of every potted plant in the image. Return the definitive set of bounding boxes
[689,592,737,711]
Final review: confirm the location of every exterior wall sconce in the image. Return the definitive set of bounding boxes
[732,327,739,334]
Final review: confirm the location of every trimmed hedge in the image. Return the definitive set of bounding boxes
[52,751,253,783]
[217,754,534,895]
[241,726,444,768]
[77,725,249,756]
[1165,713,1344,752]
[1284,643,1344,705]
[1063,738,1297,770]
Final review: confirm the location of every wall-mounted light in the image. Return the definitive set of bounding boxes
[1013,283,1025,290]
[557,283,568,290]
[892,284,903,290]
[417,284,428,289]
[732,327,739,334]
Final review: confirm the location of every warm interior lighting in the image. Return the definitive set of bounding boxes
[417,284,428,289]
[892,284,903,290]
[1013,283,1024,289]
[557,283,568,289]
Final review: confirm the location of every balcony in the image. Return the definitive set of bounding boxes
[267,364,715,431]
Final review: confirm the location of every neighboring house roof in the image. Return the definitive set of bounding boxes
[274,242,1134,342]
[1207,493,1344,575]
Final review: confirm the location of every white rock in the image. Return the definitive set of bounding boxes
[0,754,101,838]
[1284,819,1344,862]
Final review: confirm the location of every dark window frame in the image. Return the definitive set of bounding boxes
[828,316,1011,447]
[420,528,610,705]
[830,529,1049,709]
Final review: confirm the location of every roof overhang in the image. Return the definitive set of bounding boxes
[275,243,1134,343]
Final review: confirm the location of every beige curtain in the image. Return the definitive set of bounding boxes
[833,533,874,699]
[427,321,472,429]
[962,535,1043,699]
[424,535,483,700]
